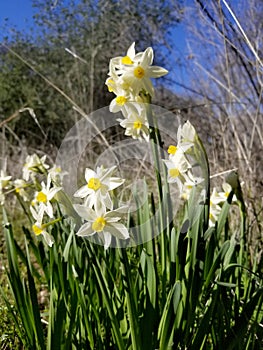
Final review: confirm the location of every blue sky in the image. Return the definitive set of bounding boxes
[0,0,188,49]
[0,0,36,39]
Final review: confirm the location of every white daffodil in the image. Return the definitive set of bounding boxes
[74,204,129,249]
[118,104,149,141]
[32,222,54,247]
[0,170,12,189]
[48,165,67,185]
[14,179,29,201]
[163,149,191,191]
[218,183,237,202]
[23,154,49,181]
[209,187,224,227]
[106,61,137,98]
[110,42,142,70]
[210,187,224,205]
[108,84,139,115]
[167,144,182,162]
[177,120,197,152]
[180,172,204,201]
[30,174,61,222]
[209,202,222,227]
[74,166,124,211]
[209,183,237,226]
[0,170,12,206]
[119,46,168,96]
[210,186,236,206]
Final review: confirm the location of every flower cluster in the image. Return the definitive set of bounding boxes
[163,121,204,196]
[1,152,130,249]
[0,154,64,247]
[73,166,129,249]
[1,42,242,250]
[22,155,63,246]
[106,42,168,141]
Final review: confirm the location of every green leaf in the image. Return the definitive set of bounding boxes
[158,281,181,350]
[204,240,230,289]
[140,249,157,308]
[25,240,45,350]
[224,288,263,350]
[191,289,218,348]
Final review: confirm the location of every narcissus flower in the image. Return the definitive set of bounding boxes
[32,222,54,247]
[120,47,168,96]
[0,170,12,189]
[0,170,12,205]
[210,187,225,206]
[48,165,67,184]
[210,183,237,206]
[109,85,139,115]
[118,104,149,141]
[219,182,237,202]
[163,149,191,192]
[23,154,49,181]
[14,179,29,201]
[110,42,141,69]
[177,121,197,152]
[180,172,204,200]
[208,183,237,226]
[74,204,129,249]
[108,43,168,97]
[30,174,61,222]
[74,166,124,211]
[209,203,222,227]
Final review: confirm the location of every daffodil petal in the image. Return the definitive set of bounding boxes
[76,222,94,236]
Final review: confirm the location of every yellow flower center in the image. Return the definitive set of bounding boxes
[168,145,177,155]
[116,96,127,106]
[224,192,229,197]
[36,191,47,203]
[87,178,101,191]
[32,224,43,236]
[121,56,133,65]
[169,168,180,178]
[92,217,106,232]
[133,120,142,130]
[134,66,145,79]
[15,188,20,193]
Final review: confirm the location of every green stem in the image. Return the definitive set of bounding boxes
[145,102,168,301]
[119,248,142,350]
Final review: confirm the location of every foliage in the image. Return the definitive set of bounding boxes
[0,0,183,149]
[0,303,22,349]
[1,169,263,349]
